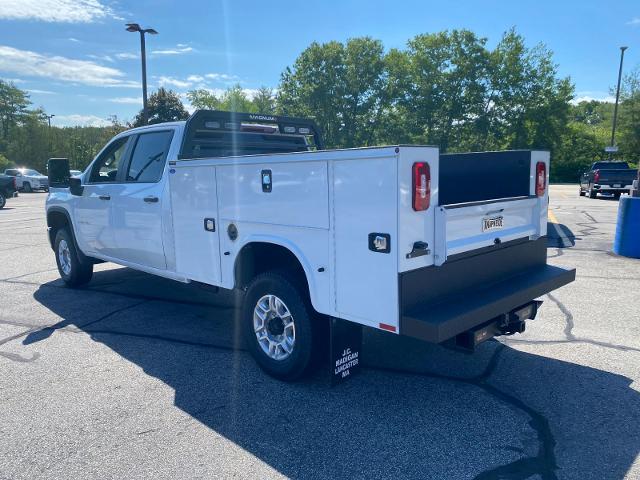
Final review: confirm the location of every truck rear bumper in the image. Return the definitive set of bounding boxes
[399,237,575,343]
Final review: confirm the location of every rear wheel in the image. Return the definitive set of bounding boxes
[0,192,5,209]
[54,228,93,287]
[242,271,317,381]
[579,187,585,196]
[614,192,622,200]
[589,188,597,199]
[23,182,32,193]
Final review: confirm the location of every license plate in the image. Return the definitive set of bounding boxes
[613,184,622,188]
[483,216,504,232]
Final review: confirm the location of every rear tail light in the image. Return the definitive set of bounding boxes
[412,162,431,211]
[535,162,546,197]
[593,169,600,183]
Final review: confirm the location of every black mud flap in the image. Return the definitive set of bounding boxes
[329,318,363,386]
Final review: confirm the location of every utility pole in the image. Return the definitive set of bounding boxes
[609,46,627,160]
[126,23,158,125]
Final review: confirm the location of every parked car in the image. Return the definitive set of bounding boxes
[4,168,49,192]
[579,161,637,199]
[45,110,575,381]
[0,174,18,209]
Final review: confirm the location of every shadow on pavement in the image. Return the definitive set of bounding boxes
[25,268,640,479]
[547,221,576,248]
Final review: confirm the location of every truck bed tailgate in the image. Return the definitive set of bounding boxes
[400,237,575,342]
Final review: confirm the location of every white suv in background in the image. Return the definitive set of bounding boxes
[4,168,49,192]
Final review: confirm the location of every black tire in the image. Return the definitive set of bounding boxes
[23,182,32,193]
[242,271,317,381]
[614,192,622,200]
[0,192,5,209]
[54,228,93,287]
[579,187,585,197]
[589,188,597,199]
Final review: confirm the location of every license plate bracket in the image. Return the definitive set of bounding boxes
[482,216,504,232]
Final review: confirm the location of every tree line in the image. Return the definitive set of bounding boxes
[1,28,638,181]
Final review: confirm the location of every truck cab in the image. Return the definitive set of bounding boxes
[46,110,575,381]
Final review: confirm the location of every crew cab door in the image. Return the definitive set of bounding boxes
[110,130,174,270]
[75,135,131,257]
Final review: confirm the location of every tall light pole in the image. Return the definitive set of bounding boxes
[126,23,158,125]
[609,46,627,159]
[43,113,55,128]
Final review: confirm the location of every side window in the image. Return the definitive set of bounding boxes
[89,137,129,183]
[126,131,174,183]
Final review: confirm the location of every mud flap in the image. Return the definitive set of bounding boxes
[329,318,362,386]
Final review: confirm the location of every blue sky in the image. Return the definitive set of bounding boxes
[0,0,638,127]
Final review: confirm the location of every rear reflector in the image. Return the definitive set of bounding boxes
[412,162,431,211]
[535,162,546,197]
[379,323,397,332]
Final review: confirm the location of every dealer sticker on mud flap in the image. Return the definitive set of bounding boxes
[482,215,504,232]
[330,318,362,386]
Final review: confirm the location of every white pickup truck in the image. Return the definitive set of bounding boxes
[46,110,575,380]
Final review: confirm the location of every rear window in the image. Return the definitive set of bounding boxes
[592,162,630,170]
[5,169,18,176]
[187,131,309,159]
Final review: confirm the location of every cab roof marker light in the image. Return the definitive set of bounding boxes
[283,126,296,133]
[204,121,221,129]
[298,127,311,134]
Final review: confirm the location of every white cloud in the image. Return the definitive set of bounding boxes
[27,89,56,94]
[151,45,194,56]
[627,17,640,26]
[571,92,616,105]
[68,37,80,42]
[0,45,138,87]
[87,53,114,63]
[54,114,111,127]
[157,76,193,88]
[205,72,239,83]
[115,52,138,60]
[0,0,116,23]
[109,96,141,104]
[187,74,204,83]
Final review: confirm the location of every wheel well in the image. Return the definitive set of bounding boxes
[234,242,309,292]
[47,210,70,248]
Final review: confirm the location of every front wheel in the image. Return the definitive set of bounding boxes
[23,182,32,193]
[0,192,5,209]
[242,271,317,381]
[579,187,585,197]
[589,188,597,199]
[54,228,93,287]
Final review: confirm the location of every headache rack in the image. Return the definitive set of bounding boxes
[178,110,324,160]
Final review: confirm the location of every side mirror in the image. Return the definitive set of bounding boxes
[69,177,84,196]
[47,158,70,188]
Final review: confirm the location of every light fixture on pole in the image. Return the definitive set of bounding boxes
[126,23,158,125]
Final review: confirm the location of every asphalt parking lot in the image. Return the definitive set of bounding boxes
[1,185,639,480]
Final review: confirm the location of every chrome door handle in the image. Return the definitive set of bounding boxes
[143,196,159,203]
[99,195,111,200]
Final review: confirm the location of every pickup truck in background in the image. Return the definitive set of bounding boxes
[579,161,637,199]
[4,168,49,193]
[0,174,18,209]
[45,110,575,380]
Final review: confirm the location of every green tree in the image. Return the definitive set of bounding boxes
[186,89,221,110]
[0,153,10,171]
[0,79,31,149]
[278,38,386,148]
[252,86,276,114]
[618,67,640,164]
[133,88,189,127]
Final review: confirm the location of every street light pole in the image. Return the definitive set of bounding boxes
[126,23,158,125]
[610,46,627,158]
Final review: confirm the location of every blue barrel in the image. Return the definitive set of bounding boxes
[613,196,640,258]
